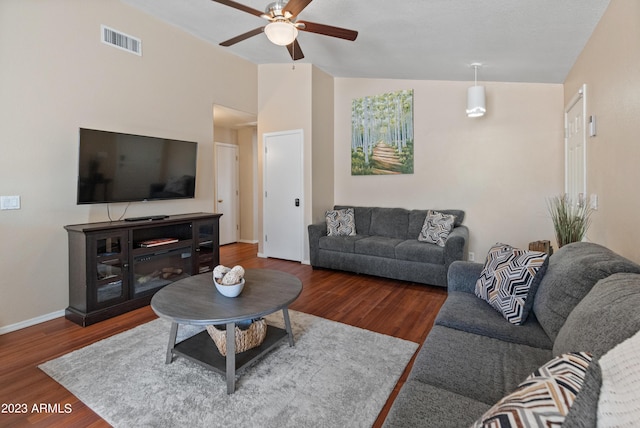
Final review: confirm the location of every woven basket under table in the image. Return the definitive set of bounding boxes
[206,318,267,356]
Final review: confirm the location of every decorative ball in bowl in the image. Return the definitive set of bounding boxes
[214,277,245,297]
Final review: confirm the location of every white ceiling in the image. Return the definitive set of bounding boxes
[122,0,609,83]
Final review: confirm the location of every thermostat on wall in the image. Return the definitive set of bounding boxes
[0,195,20,210]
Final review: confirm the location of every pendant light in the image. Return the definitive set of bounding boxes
[466,63,486,118]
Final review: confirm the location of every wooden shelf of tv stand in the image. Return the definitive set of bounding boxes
[64,212,221,327]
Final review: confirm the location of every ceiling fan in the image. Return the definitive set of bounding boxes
[212,0,358,61]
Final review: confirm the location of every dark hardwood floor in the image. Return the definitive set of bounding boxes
[0,243,447,427]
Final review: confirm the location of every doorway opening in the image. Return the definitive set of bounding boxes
[213,105,258,245]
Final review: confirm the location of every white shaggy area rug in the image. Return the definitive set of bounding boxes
[40,310,418,428]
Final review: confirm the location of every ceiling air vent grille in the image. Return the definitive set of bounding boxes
[101,25,142,56]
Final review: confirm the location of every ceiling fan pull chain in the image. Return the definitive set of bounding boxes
[291,42,296,70]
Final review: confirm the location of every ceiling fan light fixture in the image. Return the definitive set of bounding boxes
[466,63,486,118]
[264,21,298,46]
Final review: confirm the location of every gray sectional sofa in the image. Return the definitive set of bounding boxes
[308,206,468,287]
[383,241,640,427]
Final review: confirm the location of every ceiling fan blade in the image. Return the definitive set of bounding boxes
[286,39,304,61]
[297,20,358,41]
[211,0,264,17]
[284,0,313,18]
[220,27,265,46]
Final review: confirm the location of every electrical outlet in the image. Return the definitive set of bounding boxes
[468,251,475,262]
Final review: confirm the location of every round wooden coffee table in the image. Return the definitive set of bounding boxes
[151,268,302,394]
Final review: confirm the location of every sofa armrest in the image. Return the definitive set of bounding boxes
[447,260,484,293]
[307,222,327,267]
[444,225,469,267]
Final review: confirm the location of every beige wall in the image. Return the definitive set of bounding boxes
[0,0,257,329]
[564,1,640,263]
[257,64,314,259]
[334,79,565,259]
[311,68,335,225]
[238,127,258,243]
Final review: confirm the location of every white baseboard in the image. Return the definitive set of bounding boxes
[0,309,65,335]
[238,239,259,244]
[256,252,309,265]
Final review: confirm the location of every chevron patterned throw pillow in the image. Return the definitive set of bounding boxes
[471,352,592,428]
[475,243,548,325]
[418,210,455,247]
[325,208,356,236]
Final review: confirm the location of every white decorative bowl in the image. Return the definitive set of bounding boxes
[214,278,245,298]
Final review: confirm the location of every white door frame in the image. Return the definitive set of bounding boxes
[564,84,588,205]
[215,142,239,245]
[262,129,304,262]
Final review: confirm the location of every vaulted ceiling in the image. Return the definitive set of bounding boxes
[123,0,610,84]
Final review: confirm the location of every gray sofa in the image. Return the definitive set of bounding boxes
[308,206,468,287]
[383,241,640,427]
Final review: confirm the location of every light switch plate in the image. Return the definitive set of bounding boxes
[0,195,21,210]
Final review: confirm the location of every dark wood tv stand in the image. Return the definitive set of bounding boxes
[64,212,221,326]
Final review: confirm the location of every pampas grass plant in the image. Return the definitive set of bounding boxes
[547,194,593,248]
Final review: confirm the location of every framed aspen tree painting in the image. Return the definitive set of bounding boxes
[351,89,414,175]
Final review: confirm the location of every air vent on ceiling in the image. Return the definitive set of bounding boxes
[101,25,142,56]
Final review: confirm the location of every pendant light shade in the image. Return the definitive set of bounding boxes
[466,63,486,118]
[466,85,486,118]
[264,21,298,46]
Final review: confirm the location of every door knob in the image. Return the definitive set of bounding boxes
[218,199,224,203]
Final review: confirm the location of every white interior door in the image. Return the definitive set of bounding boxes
[216,143,239,245]
[263,130,303,261]
[565,85,587,206]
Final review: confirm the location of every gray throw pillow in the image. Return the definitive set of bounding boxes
[325,208,356,236]
[418,210,455,247]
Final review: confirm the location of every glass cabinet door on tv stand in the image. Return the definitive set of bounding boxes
[193,218,220,274]
[89,231,129,311]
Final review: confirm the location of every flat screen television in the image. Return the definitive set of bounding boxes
[77,128,197,204]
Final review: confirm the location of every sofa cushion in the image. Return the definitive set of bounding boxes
[554,272,640,358]
[318,235,368,253]
[418,210,455,247]
[395,240,445,265]
[475,243,548,325]
[408,325,552,405]
[325,208,356,236]
[369,208,409,239]
[436,292,553,349]
[382,380,490,428]
[354,236,404,258]
[471,352,592,428]
[334,205,373,235]
[533,242,640,342]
